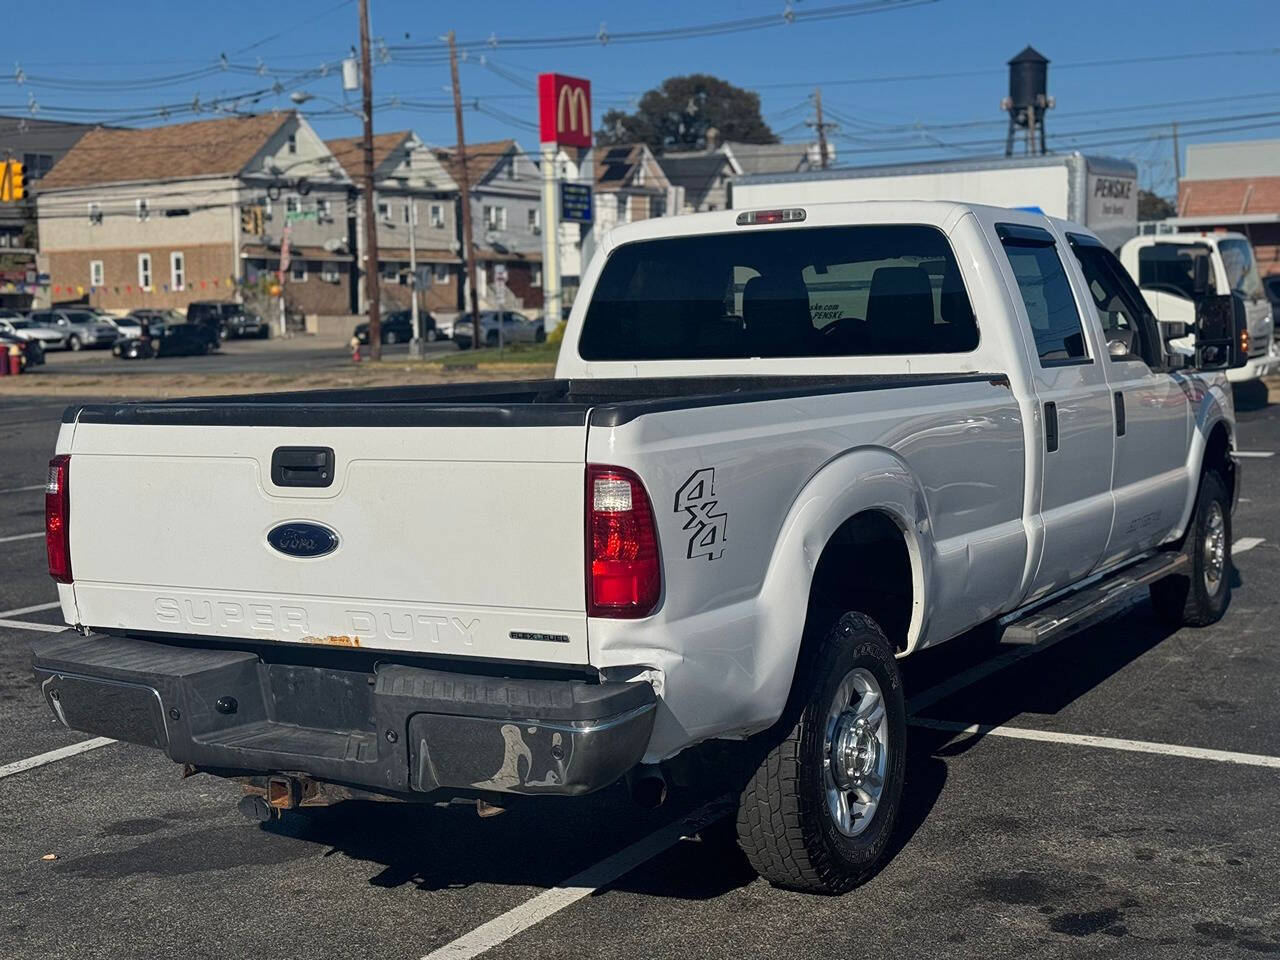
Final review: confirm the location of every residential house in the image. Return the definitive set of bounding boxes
[657,138,833,214]
[0,115,99,308]
[326,130,460,315]
[435,139,543,311]
[36,112,354,313]
[1176,138,1280,277]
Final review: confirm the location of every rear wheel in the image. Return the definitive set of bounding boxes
[1150,471,1232,628]
[734,611,906,894]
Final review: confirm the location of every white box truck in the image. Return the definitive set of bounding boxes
[731,152,1139,251]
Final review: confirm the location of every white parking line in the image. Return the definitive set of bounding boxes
[1233,451,1275,459]
[0,619,66,634]
[0,737,115,780]
[0,483,44,495]
[910,718,1280,769]
[1234,536,1265,555]
[421,797,733,960]
[0,601,60,618]
[0,531,43,544]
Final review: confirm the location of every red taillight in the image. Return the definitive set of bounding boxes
[587,464,660,618]
[46,454,71,583]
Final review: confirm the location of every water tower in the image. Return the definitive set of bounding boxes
[1002,46,1054,156]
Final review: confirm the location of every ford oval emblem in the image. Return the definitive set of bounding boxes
[267,522,339,558]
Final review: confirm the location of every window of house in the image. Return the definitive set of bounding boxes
[89,260,104,287]
[578,224,979,361]
[484,205,507,231]
[429,203,445,229]
[170,251,185,291]
[286,133,298,155]
[320,264,341,283]
[137,253,153,291]
[290,260,307,282]
[136,198,150,222]
[88,202,103,225]
[998,223,1088,365]
[532,266,542,287]
[377,200,391,221]
[433,263,449,284]
[317,197,332,221]
[285,195,301,215]
[505,157,516,180]
[403,202,413,225]
[264,197,273,221]
[528,208,541,235]
[651,196,666,218]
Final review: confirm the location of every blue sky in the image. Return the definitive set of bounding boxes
[7,0,1280,196]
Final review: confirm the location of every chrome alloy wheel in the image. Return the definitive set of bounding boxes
[823,667,889,838]
[1204,500,1227,596]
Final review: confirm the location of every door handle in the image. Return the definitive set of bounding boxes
[1044,402,1058,453]
[1114,392,1126,437]
[271,446,335,488]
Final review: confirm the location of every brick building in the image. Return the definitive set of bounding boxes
[37,112,354,313]
[1176,138,1280,277]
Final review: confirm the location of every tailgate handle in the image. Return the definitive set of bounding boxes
[271,447,335,488]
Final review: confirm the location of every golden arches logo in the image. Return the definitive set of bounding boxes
[557,84,589,135]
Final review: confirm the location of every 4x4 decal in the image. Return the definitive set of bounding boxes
[675,468,728,560]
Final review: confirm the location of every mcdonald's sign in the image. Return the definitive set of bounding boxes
[538,73,592,149]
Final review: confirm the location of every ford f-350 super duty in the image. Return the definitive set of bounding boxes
[33,201,1245,894]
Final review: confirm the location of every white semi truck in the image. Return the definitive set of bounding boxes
[731,152,1139,251]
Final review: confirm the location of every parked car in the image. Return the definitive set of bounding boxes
[0,329,43,368]
[187,301,268,339]
[128,309,181,337]
[452,310,545,349]
[27,308,118,350]
[353,309,437,345]
[113,310,169,341]
[115,321,220,359]
[32,201,1245,895]
[0,314,68,350]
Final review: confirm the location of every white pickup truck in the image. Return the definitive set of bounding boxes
[34,201,1245,894]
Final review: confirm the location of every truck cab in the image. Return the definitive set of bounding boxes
[1119,231,1276,382]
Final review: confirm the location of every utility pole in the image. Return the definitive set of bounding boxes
[448,30,481,350]
[1172,121,1182,180]
[358,0,382,360]
[408,194,421,356]
[814,88,830,170]
[806,88,835,170]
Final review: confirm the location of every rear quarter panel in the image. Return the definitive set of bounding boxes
[588,378,1026,761]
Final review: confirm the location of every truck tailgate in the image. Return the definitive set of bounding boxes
[62,422,589,664]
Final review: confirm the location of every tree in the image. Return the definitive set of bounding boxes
[597,74,777,153]
[1138,189,1176,222]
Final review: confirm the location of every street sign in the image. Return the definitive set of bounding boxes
[285,209,317,223]
[537,74,592,149]
[561,183,593,223]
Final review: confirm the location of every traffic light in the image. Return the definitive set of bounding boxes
[0,161,23,203]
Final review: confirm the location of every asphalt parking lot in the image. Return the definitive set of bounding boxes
[1,387,1279,959]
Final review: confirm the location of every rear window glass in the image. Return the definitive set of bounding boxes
[578,225,978,361]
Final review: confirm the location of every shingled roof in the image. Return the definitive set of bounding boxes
[325,131,410,178]
[433,139,516,187]
[37,112,291,190]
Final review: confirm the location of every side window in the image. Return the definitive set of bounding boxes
[998,224,1089,365]
[1067,235,1159,368]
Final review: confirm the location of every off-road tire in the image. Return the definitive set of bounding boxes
[1150,470,1232,628]
[734,611,906,894]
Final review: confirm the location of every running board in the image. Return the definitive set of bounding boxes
[1003,552,1189,645]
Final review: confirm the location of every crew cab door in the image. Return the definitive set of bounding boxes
[1066,233,1191,562]
[996,223,1116,600]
